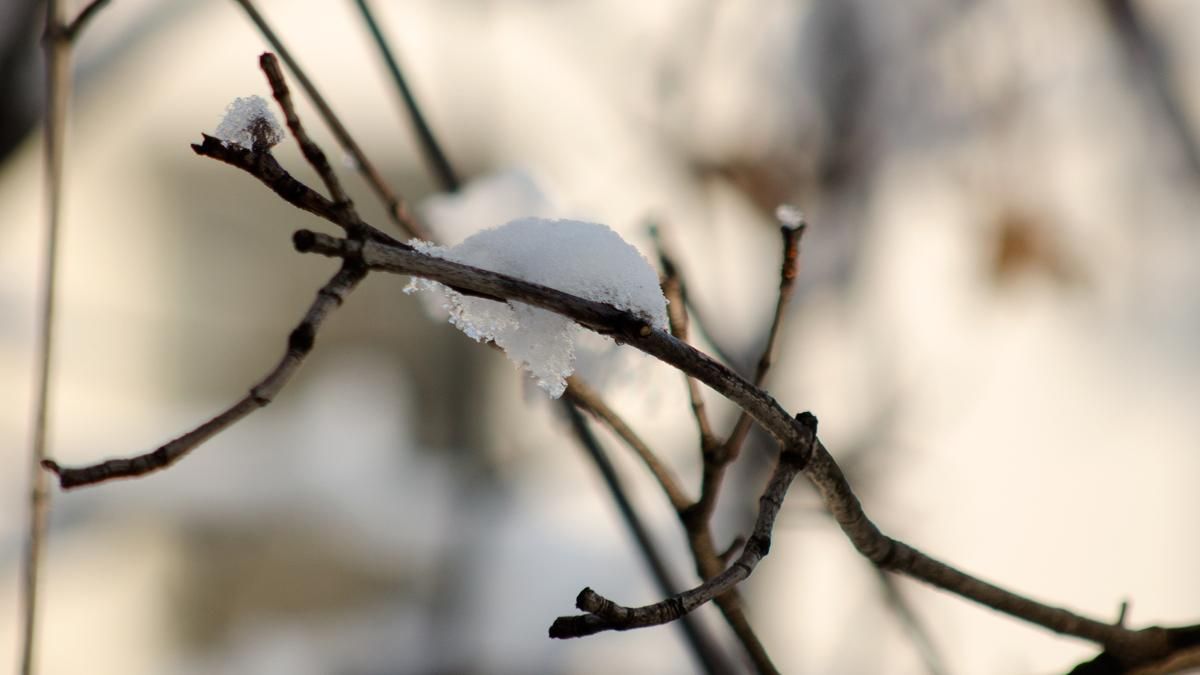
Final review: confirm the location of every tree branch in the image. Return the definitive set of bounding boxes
[42,263,365,488]
[724,217,806,457]
[351,0,460,192]
[652,231,719,452]
[292,227,1193,667]
[550,427,809,638]
[562,403,733,674]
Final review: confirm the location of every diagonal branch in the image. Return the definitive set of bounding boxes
[564,377,692,513]
[351,0,460,192]
[42,263,366,489]
[872,568,949,675]
[189,135,402,247]
[724,213,806,458]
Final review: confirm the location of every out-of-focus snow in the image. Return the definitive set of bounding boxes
[421,168,558,244]
[408,217,668,398]
[775,204,805,230]
[213,95,283,150]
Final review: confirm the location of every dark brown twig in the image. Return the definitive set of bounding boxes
[651,229,719,452]
[564,377,776,672]
[351,0,460,192]
[189,134,402,247]
[42,263,365,488]
[550,426,809,638]
[258,53,358,228]
[685,215,806,573]
[562,404,733,675]
[232,0,429,240]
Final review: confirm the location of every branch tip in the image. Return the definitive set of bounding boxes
[293,229,317,252]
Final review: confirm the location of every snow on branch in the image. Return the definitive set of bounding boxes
[407,218,668,397]
[214,95,284,151]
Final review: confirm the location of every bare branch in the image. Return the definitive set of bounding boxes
[42,263,366,489]
[651,229,719,452]
[232,0,430,240]
[258,53,358,226]
[562,403,733,675]
[725,215,806,458]
[564,378,777,673]
[351,0,460,192]
[550,434,807,638]
[189,135,402,247]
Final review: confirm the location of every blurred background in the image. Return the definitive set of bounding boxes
[2,1,1199,673]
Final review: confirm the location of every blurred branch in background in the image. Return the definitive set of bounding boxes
[1098,0,1200,180]
[21,1,112,673]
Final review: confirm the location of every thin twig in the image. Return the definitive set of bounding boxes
[564,377,692,513]
[189,134,402,247]
[258,52,358,226]
[688,216,806,557]
[648,223,741,369]
[351,0,460,192]
[872,569,948,675]
[549,426,809,638]
[21,2,73,671]
[42,263,365,488]
[650,228,719,451]
[60,0,112,41]
[231,0,429,240]
[724,215,806,458]
[563,404,732,675]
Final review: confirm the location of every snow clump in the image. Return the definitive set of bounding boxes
[407,217,668,398]
[214,95,283,150]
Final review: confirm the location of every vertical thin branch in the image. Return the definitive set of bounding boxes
[352,0,460,192]
[651,228,719,452]
[232,0,430,240]
[724,215,806,458]
[21,2,71,672]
